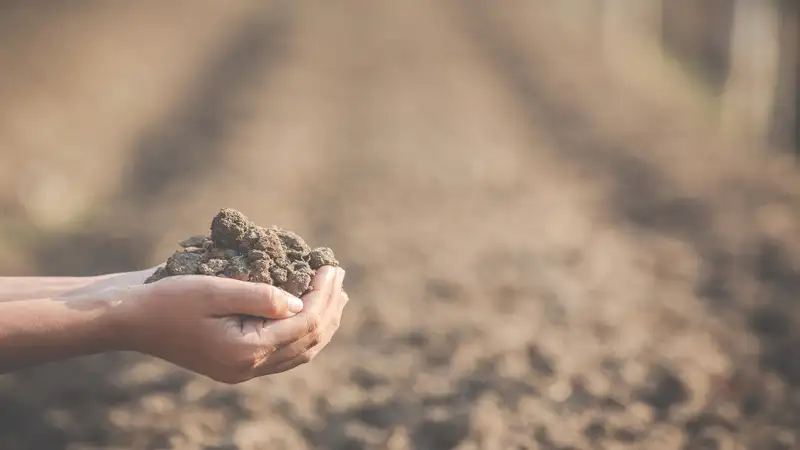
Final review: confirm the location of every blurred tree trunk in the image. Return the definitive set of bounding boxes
[720,0,782,143]
[795,20,800,157]
[767,0,799,155]
[660,0,733,94]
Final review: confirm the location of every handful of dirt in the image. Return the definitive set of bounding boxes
[144,208,339,297]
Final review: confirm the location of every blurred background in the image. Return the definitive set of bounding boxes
[0,1,799,449]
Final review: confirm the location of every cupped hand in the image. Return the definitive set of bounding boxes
[114,266,347,384]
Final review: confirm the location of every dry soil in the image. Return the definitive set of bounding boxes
[1,2,800,450]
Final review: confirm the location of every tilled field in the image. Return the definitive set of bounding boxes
[2,2,800,449]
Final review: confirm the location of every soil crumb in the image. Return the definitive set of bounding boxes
[145,208,339,296]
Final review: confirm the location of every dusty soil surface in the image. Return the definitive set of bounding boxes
[2,1,800,449]
[145,208,338,297]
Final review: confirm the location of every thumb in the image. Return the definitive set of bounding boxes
[208,278,304,319]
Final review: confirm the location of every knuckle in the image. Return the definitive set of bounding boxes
[305,312,324,334]
[263,289,283,315]
[308,329,323,347]
[298,352,312,364]
[296,349,316,365]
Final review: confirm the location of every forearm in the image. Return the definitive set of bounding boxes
[0,276,127,373]
[0,275,118,302]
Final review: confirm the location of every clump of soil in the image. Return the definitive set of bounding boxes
[144,208,339,297]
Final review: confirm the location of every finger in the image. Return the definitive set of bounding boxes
[332,268,345,300]
[301,267,343,314]
[205,277,304,319]
[304,266,338,304]
[281,278,345,355]
[251,270,346,375]
[264,325,335,375]
[261,324,328,371]
[316,283,345,330]
[334,290,350,322]
[261,350,311,375]
[261,333,333,375]
[320,268,345,312]
[259,309,321,348]
[260,285,348,375]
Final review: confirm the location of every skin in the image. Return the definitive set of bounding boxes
[0,265,348,383]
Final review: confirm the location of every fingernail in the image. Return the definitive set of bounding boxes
[288,296,304,313]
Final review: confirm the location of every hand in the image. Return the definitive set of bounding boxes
[113,266,348,384]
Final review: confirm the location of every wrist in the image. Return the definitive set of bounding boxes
[99,285,149,353]
[53,276,144,353]
[0,290,122,372]
[67,269,157,353]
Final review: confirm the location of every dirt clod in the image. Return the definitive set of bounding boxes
[309,247,339,270]
[179,235,210,248]
[211,208,252,249]
[144,208,339,296]
[165,252,203,276]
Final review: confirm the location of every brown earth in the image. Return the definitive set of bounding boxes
[144,208,338,297]
[1,1,800,449]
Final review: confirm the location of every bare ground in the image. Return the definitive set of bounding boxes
[2,1,800,449]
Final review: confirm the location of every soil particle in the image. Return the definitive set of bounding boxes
[210,208,251,249]
[276,228,311,254]
[249,259,272,284]
[179,235,211,248]
[204,259,230,274]
[165,252,204,276]
[145,208,339,296]
[223,255,251,281]
[247,250,268,262]
[145,266,168,283]
[197,263,216,276]
[270,266,289,285]
[284,261,314,297]
[309,247,339,270]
